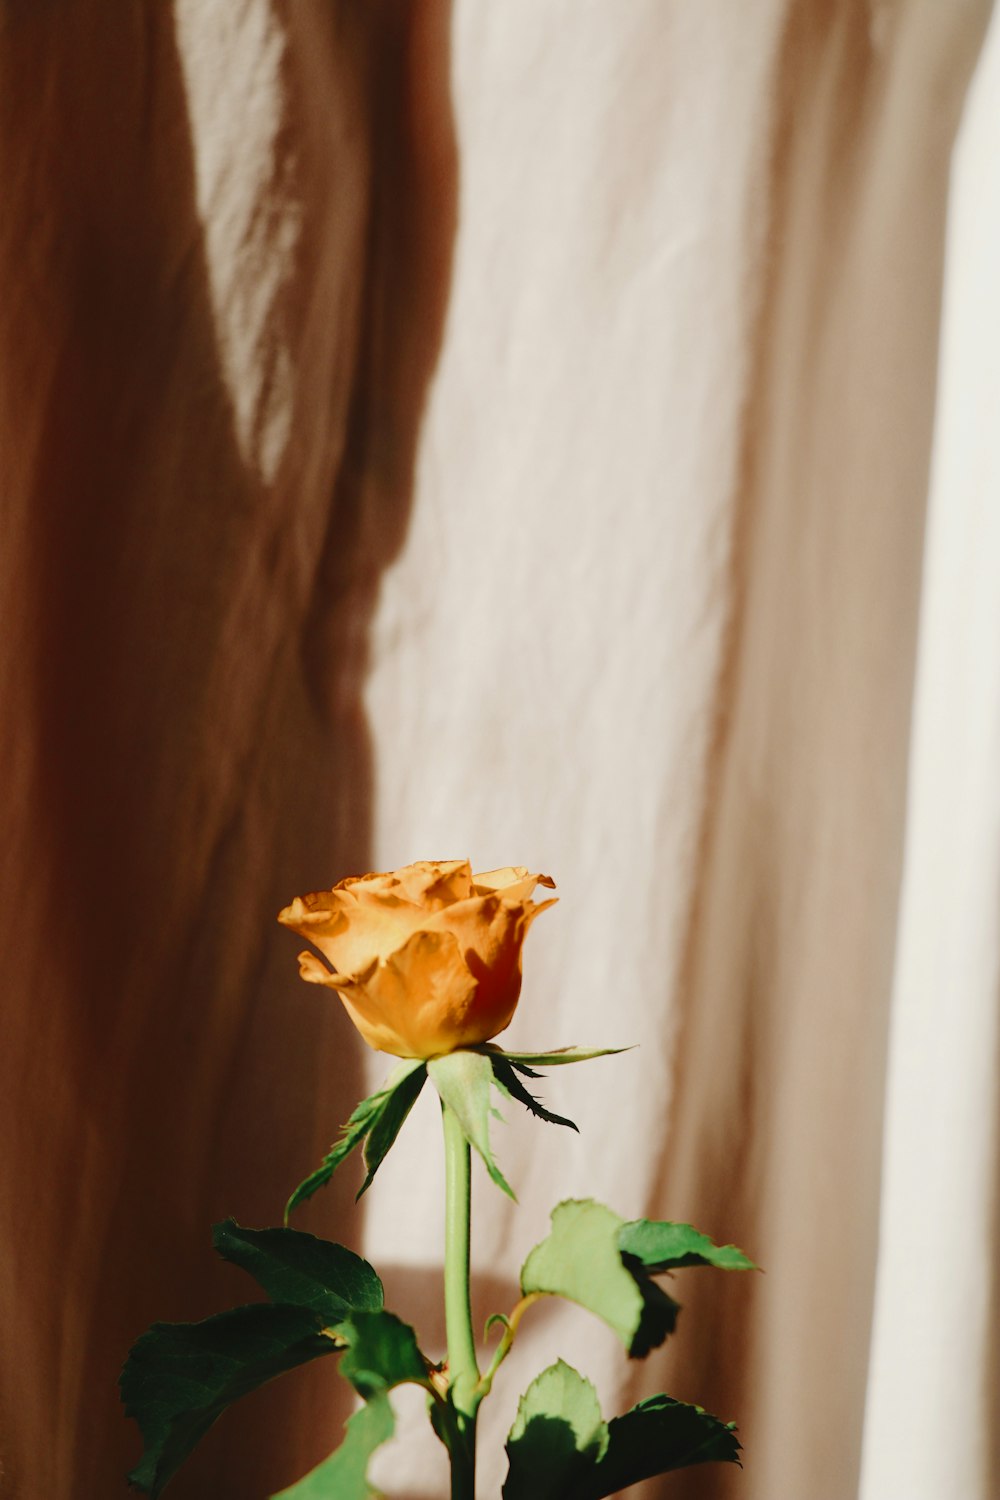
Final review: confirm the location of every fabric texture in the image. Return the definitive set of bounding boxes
[0,3,996,1498]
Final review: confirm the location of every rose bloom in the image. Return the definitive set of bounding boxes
[278,859,557,1058]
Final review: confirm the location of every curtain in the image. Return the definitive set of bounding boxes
[1,3,995,1497]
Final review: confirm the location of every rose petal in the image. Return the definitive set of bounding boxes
[423,892,557,1032]
[473,866,530,889]
[296,950,336,986]
[472,868,556,902]
[392,860,474,907]
[333,869,398,897]
[280,863,555,1058]
[279,889,426,976]
[423,892,548,970]
[337,928,479,1057]
[329,860,473,913]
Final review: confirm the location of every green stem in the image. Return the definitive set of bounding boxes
[442,1100,479,1500]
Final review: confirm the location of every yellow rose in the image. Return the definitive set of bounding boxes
[278,859,557,1059]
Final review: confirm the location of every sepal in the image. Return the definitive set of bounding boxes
[428,1049,515,1197]
[484,1044,631,1069]
[285,1059,427,1220]
[427,1045,627,1199]
[489,1052,578,1130]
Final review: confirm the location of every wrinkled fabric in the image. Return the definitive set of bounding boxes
[0,3,996,1498]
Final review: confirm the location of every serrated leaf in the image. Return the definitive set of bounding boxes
[629,1276,681,1360]
[121,1304,336,1497]
[521,1200,640,1348]
[271,1392,394,1499]
[579,1393,741,1496]
[338,1310,432,1400]
[503,1360,608,1499]
[212,1220,383,1324]
[428,1050,515,1198]
[520,1199,678,1358]
[286,1060,426,1219]
[503,1367,740,1499]
[489,1053,578,1131]
[619,1218,756,1273]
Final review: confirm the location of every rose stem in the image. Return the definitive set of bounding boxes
[442,1099,480,1500]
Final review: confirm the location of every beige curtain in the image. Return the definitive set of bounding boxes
[1,3,996,1498]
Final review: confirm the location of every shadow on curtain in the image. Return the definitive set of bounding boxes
[0,2,456,1495]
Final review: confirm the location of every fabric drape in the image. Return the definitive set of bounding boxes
[1,4,996,1498]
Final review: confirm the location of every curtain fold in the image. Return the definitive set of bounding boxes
[0,3,995,1498]
[859,10,1000,1496]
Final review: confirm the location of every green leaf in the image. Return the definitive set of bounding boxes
[580,1394,741,1496]
[428,1050,515,1199]
[629,1277,681,1360]
[286,1060,427,1219]
[121,1304,336,1497]
[619,1218,756,1273]
[271,1392,394,1499]
[503,1366,740,1499]
[521,1200,640,1348]
[338,1310,433,1400]
[489,1053,578,1131]
[212,1220,383,1324]
[520,1199,678,1358]
[503,1360,608,1499]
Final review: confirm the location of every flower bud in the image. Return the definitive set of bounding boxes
[279,859,556,1058]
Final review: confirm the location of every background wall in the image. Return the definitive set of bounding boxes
[0,3,996,1498]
